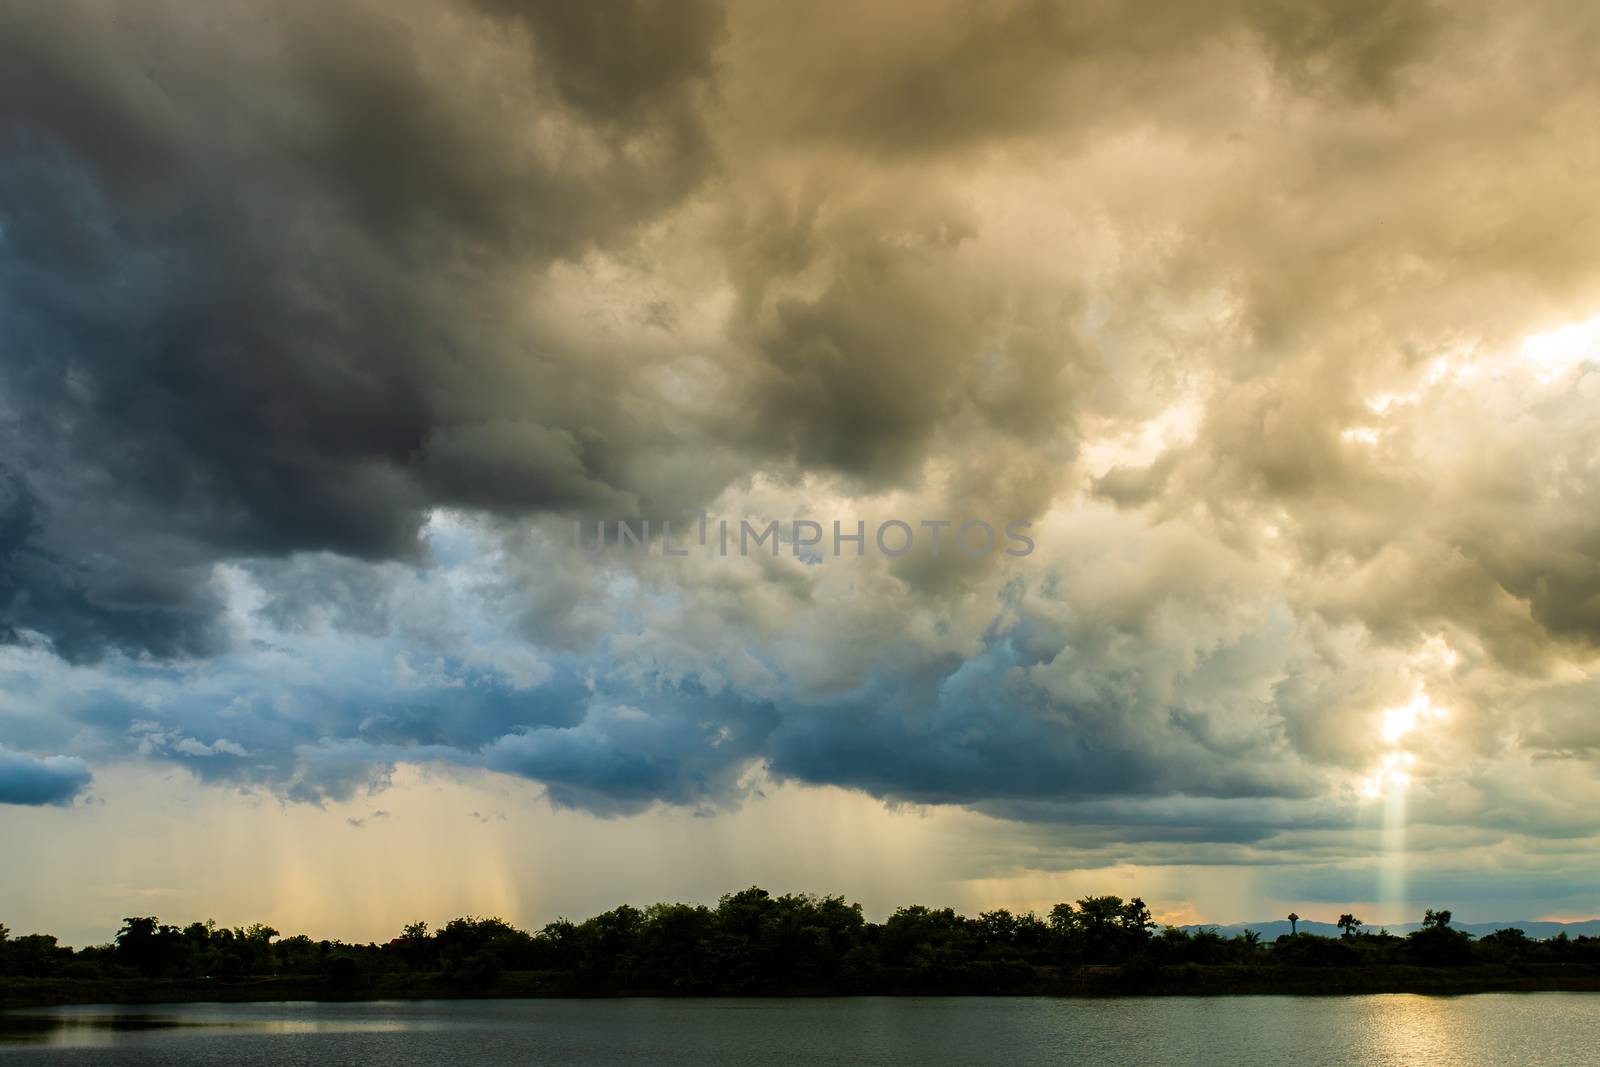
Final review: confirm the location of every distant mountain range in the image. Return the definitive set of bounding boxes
[1178,919,1600,940]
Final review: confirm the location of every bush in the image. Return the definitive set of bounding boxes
[325,955,363,988]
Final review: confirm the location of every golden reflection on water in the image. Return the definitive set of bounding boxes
[1350,993,1586,1066]
[1357,995,1461,1065]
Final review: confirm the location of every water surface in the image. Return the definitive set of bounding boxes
[3,994,1597,1065]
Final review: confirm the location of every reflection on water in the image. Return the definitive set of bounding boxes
[0,1013,197,1049]
[1365,994,1459,1064]
[1349,993,1578,1066]
[1,994,1598,1065]
[0,1004,412,1049]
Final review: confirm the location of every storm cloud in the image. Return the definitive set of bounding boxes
[2,0,1600,906]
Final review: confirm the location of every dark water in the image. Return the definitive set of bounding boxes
[3,994,1598,1065]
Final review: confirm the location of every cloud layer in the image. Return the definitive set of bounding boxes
[2,0,1600,899]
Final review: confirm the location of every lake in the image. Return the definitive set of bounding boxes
[3,994,1598,1065]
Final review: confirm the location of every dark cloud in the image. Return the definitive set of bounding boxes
[0,467,225,663]
[472,0,726,121]
[0,744,91,806]
[1246,0,1446,102]
[726,0,1444,157]
[0,0,728,659]
[483,683,778,815]
[765,590,1323,807]
[3,0,1600,874]
[737,212,991,485]
[0,0,1483,664]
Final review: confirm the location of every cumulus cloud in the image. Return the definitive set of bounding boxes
[2,0,1600,897]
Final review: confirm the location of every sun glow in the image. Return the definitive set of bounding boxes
[1360,680,1450,800]
[1379,687,1450,746]
[1517,313,1600,383]
[1361,751,1416,798]
[1356,641,1460,921]
[1359,314,1598,427]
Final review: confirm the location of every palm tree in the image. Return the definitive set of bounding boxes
[1288,912,1300,936]
[1337,913,1364,938]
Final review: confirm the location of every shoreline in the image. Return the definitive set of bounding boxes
[8,964,1600,1011]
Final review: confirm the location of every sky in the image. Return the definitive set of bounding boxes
[4,0,1600,949]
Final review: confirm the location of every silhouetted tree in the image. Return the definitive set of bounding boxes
[1409,909,1472,966]
[1050,896,1155,963]
[13,891,1600,996]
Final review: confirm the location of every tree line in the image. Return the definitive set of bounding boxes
[4,890,1597,994]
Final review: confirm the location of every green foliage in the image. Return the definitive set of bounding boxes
[101,916,285,979]
[1048,895,1156,963]
[0,931,73,978]
[1272,932,1360,967]
[1407,909,1474,966]
[8,899,1600,994]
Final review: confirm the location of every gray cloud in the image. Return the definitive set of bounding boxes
[1,0,1600,892]
[0,0,730,660]
[0,744,91,806]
